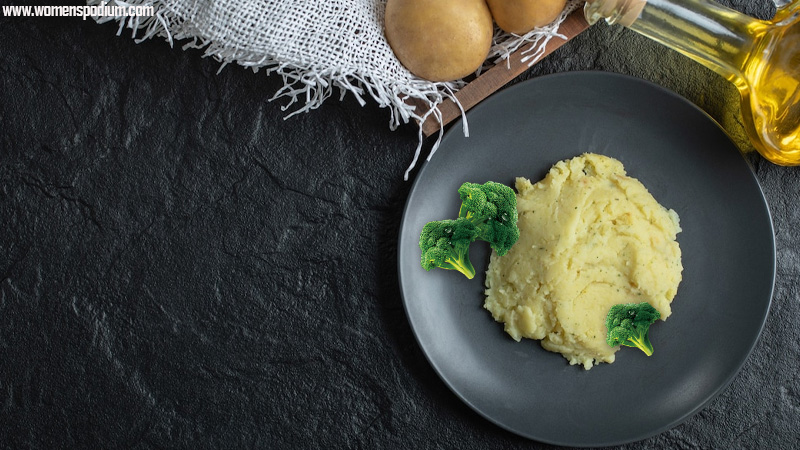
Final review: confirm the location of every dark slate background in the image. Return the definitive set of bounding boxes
[1,0,798,448]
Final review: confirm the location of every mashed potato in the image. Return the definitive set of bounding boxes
[484,154,683,369]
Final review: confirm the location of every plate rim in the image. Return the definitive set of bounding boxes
[397,70,776,447]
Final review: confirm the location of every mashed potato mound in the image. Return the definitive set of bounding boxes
[484,153,683,369]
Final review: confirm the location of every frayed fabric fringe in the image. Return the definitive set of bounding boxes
[88,0,581,180]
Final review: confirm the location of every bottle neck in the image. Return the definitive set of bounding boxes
[585,0,767,85]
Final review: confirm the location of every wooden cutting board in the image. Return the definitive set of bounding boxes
[410,8,590,137]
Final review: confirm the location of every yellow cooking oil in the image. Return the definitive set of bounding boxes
[585,0,800,165]
[743,16,800,164]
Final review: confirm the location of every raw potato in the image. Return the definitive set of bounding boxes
[384,0,494,82]
[484,154,683,369]
[486,0,568,34]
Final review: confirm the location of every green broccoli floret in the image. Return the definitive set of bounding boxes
[605,302,662,356]
[457,181,520,256]
[419,218,479,279]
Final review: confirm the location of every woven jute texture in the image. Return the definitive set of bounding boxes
[90,0,582,178]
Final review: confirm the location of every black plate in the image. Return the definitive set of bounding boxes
[397,72,775,446]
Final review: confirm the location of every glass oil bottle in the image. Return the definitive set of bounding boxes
[584,0,800,165]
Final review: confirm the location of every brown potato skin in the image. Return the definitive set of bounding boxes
[486,0,568,35]
[385,0,494,82]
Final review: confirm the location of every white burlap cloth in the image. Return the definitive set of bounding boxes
[90,0,582,179]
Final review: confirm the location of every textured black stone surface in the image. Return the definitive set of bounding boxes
[1,1,798,448]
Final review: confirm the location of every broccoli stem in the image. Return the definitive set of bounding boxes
[458,205,468,223]
[628,334,654,356]
[446,255,476,279]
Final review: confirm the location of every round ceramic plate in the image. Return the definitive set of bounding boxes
[397,72,775,447]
